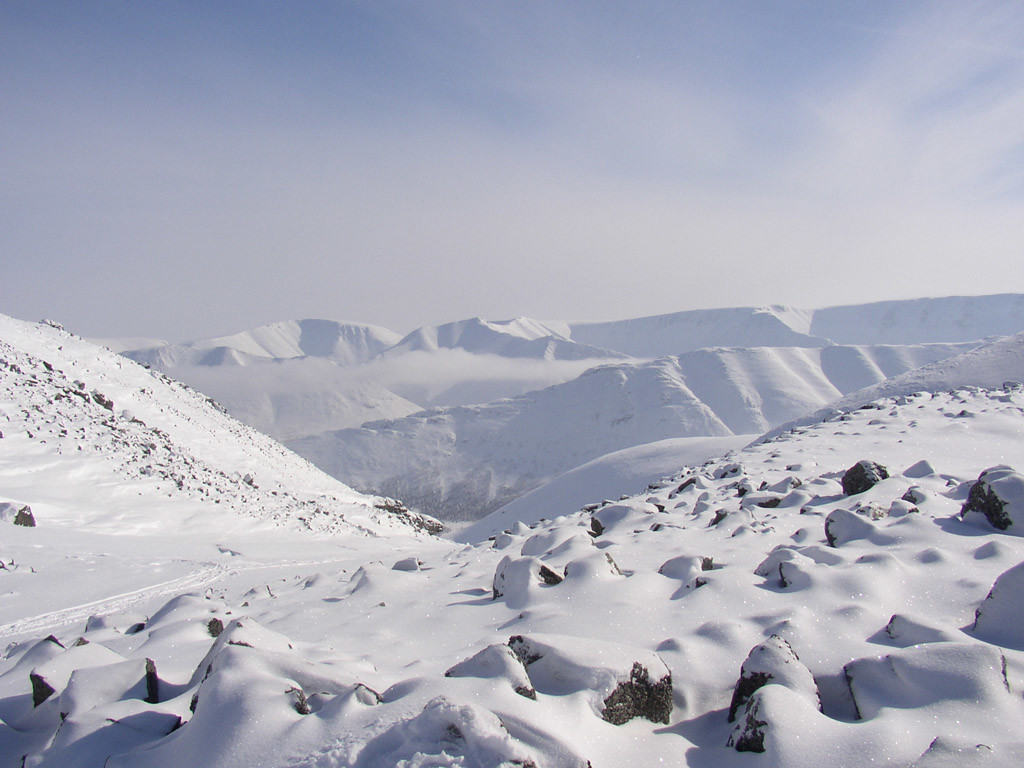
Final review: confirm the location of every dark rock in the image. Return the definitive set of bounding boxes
[145,658,159,703]
[600,662,672,725]
[14,506,36,527]
[30,671,56,707]
[841,460,889,496]
[588,517,605,537]
[91,391,114,411]
[727,693,768,752]
[287,686,310,714]
[207,618,224,638]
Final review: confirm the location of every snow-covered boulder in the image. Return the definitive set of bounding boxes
[727,635,819,722]
[841,460,889,496]
[0,502,36,527]
[508,634,672,725]
[351,697,561,768]
[960,466,1024,533]
[972,561,1024,647]
[445,643,536,699]
[844,643,1011,722]
[824,508,879,547]
[492,555,562,605]
[29,642,128,707]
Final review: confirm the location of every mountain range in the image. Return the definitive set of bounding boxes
[107,293,1024,523]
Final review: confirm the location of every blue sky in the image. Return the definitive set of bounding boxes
[3,1,1023,340]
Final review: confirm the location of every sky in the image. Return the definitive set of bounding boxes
[3,1,1024,342]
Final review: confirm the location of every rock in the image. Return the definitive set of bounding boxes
[960,466,1024,532]
[972,561,1024,647]
[727,690,769,752]
[0,502,36,527]
[841,460,889,495]
[727,635,819,722]
[600,662,673,725]
[30,671,56,707]
[207,618,224,638]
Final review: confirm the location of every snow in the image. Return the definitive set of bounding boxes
[5,302,1024,767]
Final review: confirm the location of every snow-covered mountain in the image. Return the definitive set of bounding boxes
[5,316,1024,766]
[292,341,978,520]
[118,319,403,368]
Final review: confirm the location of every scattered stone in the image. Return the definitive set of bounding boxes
[841,460,889,496]
[207,618,224,638]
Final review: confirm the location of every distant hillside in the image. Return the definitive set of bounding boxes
[288,341,975,520]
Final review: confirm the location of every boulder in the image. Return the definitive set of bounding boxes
[727,635,819,722]
[960,466,1024,533]
[841,460,889,496]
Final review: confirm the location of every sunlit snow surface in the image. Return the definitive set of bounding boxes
[3,316,1024,766]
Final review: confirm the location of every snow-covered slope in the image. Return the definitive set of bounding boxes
[0,314,435,537]
[759,331,1024,446]
[5,379,1024,766]
[291,342,977,521]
